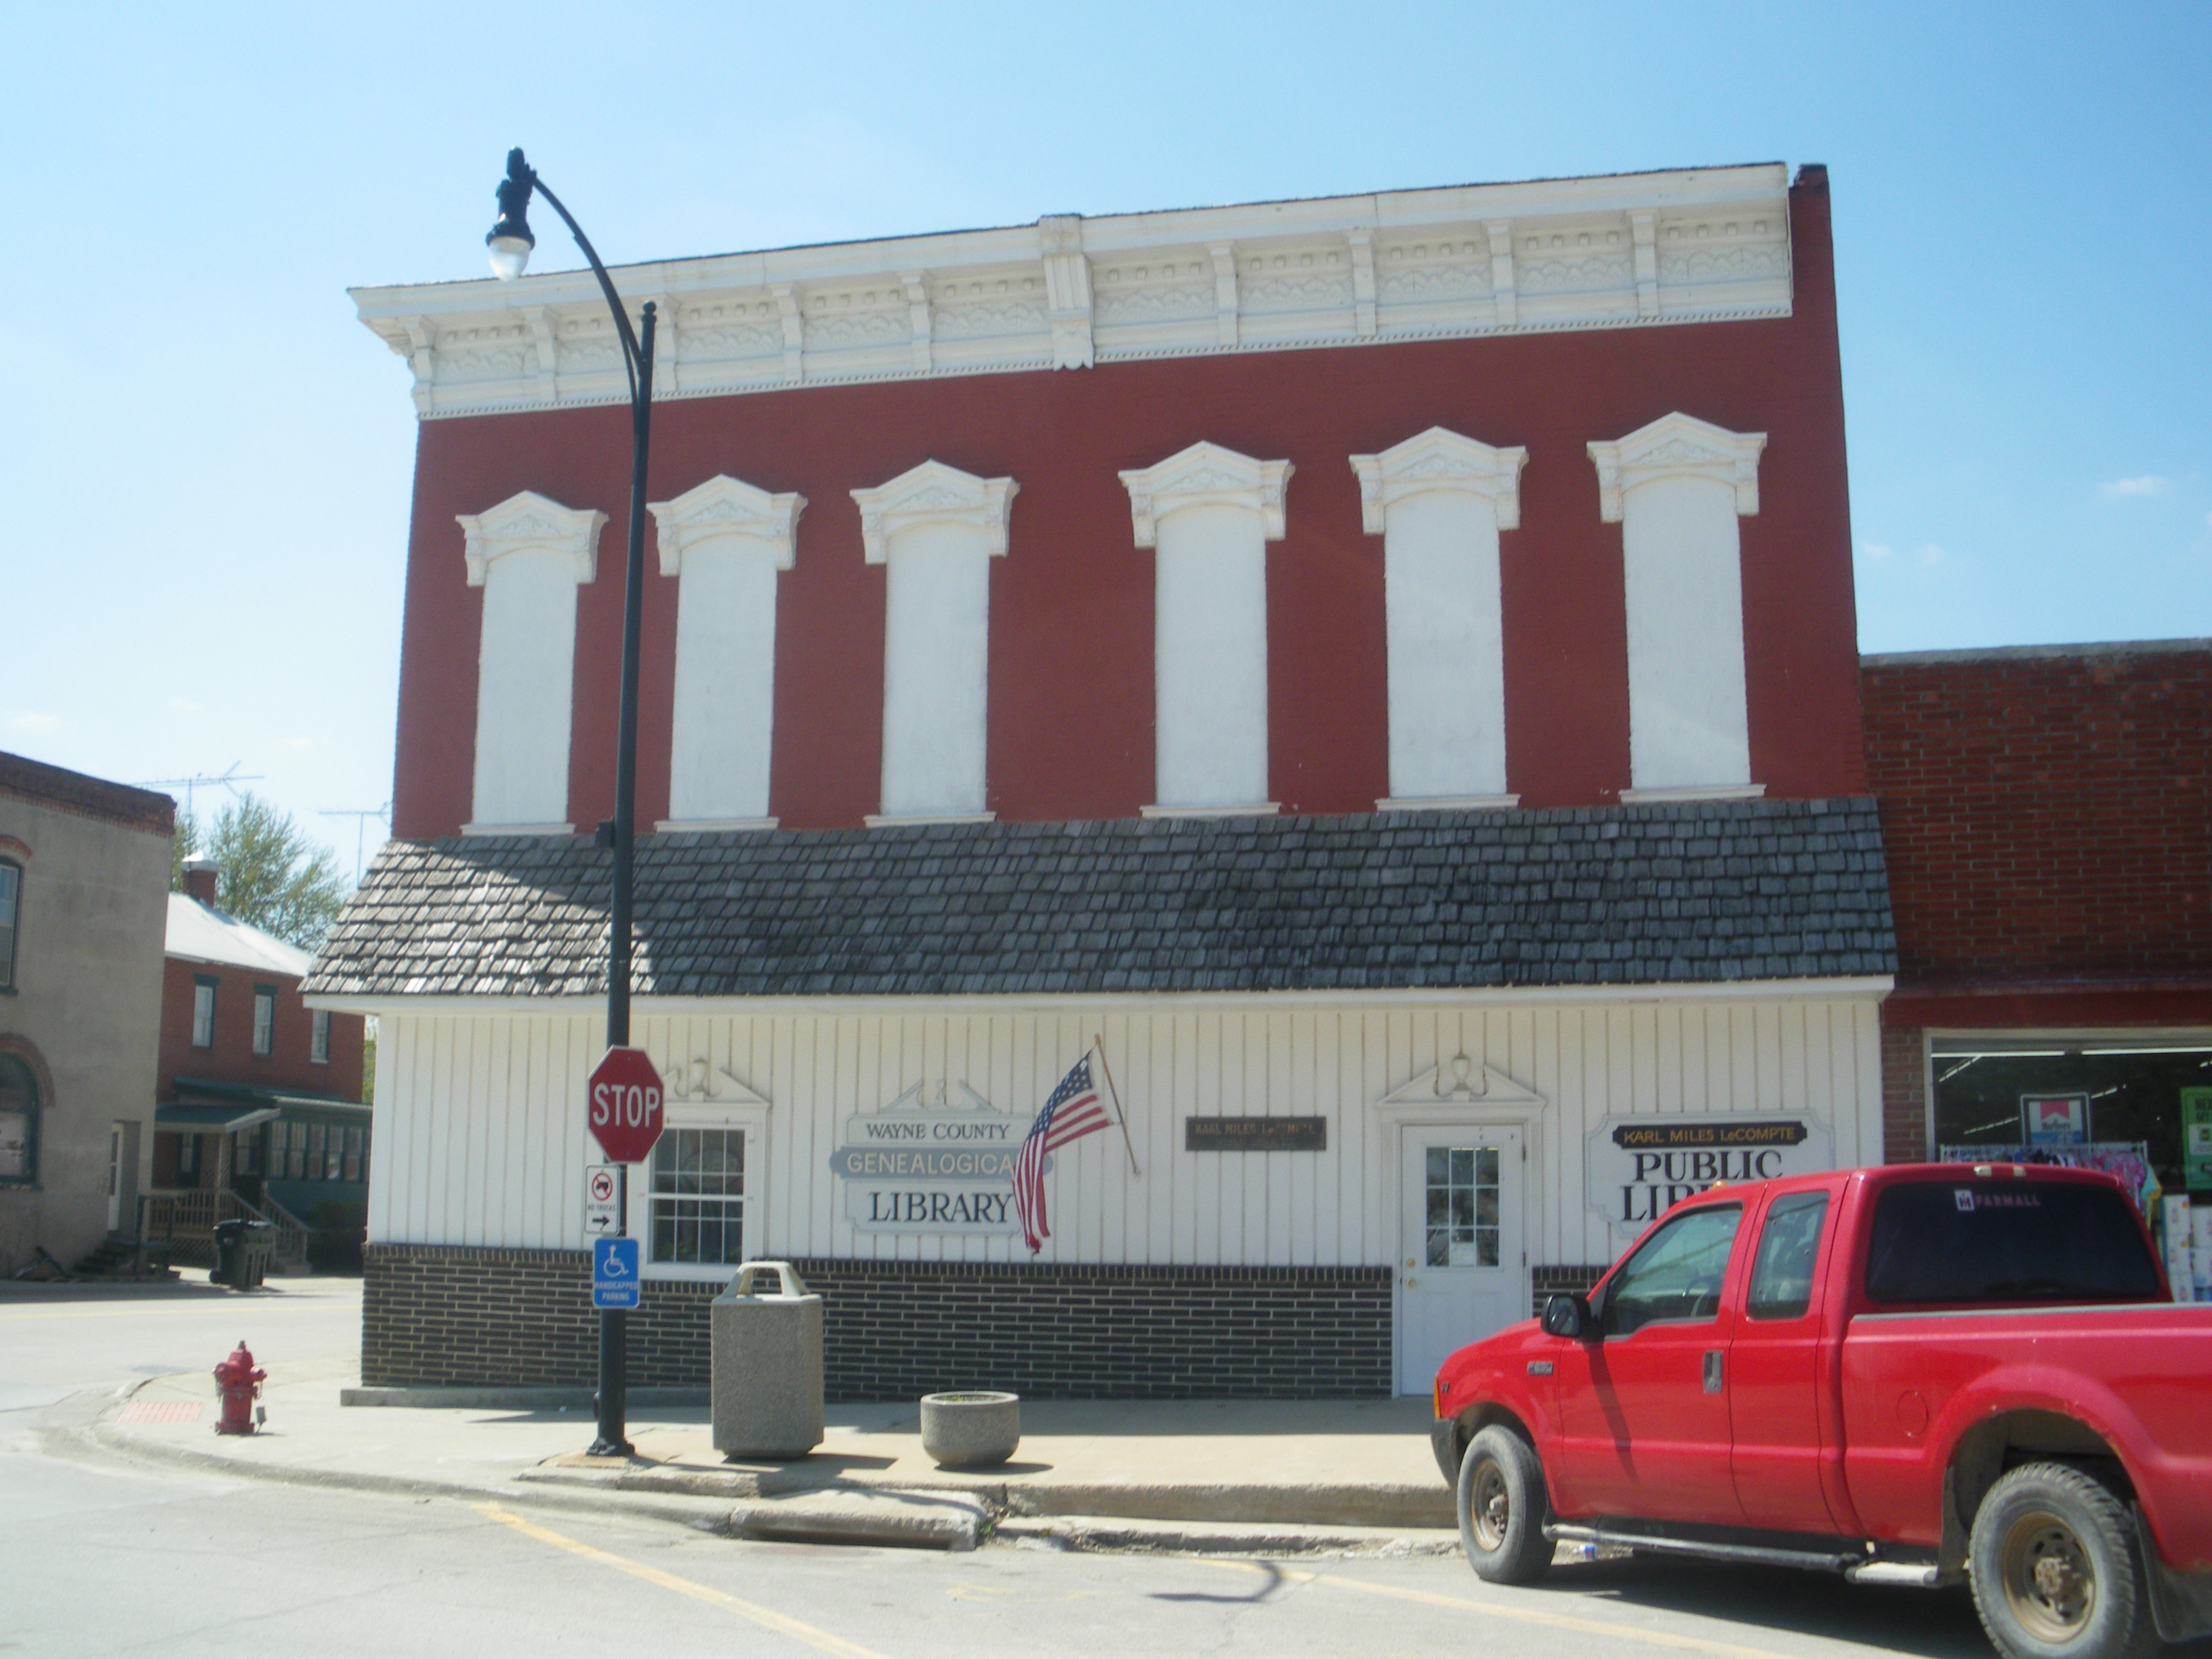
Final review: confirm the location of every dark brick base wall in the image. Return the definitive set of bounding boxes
[363,1245,1392,1398]
[1531,1263,1612,1316]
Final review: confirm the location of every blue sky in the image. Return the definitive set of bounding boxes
[2,3,2205,878]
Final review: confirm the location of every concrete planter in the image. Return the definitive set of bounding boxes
[919,1391,1021,1469]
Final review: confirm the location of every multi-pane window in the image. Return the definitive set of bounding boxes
[342,1125,363,1182]
[252,988,276,1057]
[192,978,218,1048]
[651,1128,745,1266]
[310,1009,331,1065]
[0,860,20,991]
[1425,1145,1500,1268]
[308,1123,327,1180]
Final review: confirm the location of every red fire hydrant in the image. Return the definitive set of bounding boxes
[213,1340,265,1435]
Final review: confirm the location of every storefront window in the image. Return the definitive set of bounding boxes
[0,1054,37,1183]
[1930,1040,2212,1199]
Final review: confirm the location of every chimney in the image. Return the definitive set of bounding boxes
[182,855,219,907]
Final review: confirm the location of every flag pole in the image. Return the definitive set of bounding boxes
[1092,1034,1140,1177]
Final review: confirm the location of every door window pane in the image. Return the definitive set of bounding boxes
[651,1128,745,1265]
[1425,1143,1500,1268]
[1746,1192,1829,1321]
[1603,1204,1742,1336]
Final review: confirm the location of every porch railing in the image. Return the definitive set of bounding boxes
[143,1188,314,1271]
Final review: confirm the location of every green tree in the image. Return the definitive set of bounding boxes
[171,793,347,949]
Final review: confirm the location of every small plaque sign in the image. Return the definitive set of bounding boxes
[1185,1116,1327,1153]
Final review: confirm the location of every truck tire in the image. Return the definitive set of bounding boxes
[1968,1462,2161,1659]
[1458,1424,1553,1584]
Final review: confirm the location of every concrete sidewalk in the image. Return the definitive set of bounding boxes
[89,1360,1459,1553]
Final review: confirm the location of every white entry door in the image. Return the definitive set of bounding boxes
[1397,1124,1525,1395]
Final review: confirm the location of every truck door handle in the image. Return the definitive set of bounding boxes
[1703,1351,1724,1393]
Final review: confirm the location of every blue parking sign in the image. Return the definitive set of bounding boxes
[592,1237,640,1309]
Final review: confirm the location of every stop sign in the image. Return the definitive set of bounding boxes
[587,1047,664,1164]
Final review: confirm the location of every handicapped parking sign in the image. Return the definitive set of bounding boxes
[592,1237,640,1309]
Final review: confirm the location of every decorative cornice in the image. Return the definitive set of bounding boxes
[1588,411,1767,523]
[849,460,1017,565]
[352,165,1794,420]
[1118,442,1293,548]
[648,474,805,575]
[1347,427,1530,534]
[455,491,606,587]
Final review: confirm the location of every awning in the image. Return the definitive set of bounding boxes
[155,1103,280,1132]
[166,1076,369,1118]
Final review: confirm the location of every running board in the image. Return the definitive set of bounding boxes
[1544,1523,1859,1575]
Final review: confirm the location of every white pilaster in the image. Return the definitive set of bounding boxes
[1588,413,1767,800]
[852,462,1017,823]
[457,492,606,834]
[1039,216,1095,369]
[1119,443,1292,815]
[1349,428,1528,808]
[649,476,805,832]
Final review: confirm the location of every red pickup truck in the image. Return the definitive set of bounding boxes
[1429,1163,2212,1659]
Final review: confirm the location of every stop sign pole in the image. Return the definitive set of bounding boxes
[586,1047,663,1456]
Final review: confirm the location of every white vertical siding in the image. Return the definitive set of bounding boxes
[366,991,1887,1271]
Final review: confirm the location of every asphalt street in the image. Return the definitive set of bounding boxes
[0,1275,2127,1659]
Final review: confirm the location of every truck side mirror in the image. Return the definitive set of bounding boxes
[1542,1292,1595,1339]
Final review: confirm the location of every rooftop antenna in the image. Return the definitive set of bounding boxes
[319,802,393,886]
[134,762,264,821]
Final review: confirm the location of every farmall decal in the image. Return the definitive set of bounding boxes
[1588,1115,1832,1246]
[831,1080,1040,1234]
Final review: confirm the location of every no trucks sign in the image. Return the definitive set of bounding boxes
[588,1047,664,1164]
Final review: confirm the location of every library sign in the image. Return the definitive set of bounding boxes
[1587,1115,1832,1246]
[830,1081,1038,1235]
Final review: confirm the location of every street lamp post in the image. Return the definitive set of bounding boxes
[487,147,653,1458]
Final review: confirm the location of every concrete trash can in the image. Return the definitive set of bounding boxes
[710,1261,824,1460]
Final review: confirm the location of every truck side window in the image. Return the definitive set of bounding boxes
[1746,1192,1830,1320]
[1602,1204,1742,1336]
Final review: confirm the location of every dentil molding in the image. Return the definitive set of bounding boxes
[1588,411,1767,522]
[456,491,607,586]
[1348,427,1530,534]
[356,165,1794,419]
[649,474,806,575]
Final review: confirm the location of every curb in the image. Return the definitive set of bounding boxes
[340,1385,707,1410]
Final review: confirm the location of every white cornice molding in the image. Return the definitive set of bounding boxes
[1588,411,1767,523]
[1119,442,1293,548]
[455,491,606,587]
[353,165,1794,420]
[850,460,1018,565]
[1348,427,1530,535]
[649,474,805,575]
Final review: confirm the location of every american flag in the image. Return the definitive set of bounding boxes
[1012,1050,1113,1252]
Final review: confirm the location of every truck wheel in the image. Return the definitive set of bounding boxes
[1458,1425,1552,1584]
[1968,1462,2160,1659]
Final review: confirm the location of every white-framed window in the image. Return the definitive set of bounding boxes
[636,1103,769,1278]
[191,977,218,1048]
[649,1126,746,1266]
[252,987,276,1057]
[310,1009,331,1065]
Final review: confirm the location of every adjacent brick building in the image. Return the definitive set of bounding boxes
[1862,639,2211,1206]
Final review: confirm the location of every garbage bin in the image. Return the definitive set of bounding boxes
[710,1261,823,1460]
[211,1218,247,1287]
[238,1221,274,1290]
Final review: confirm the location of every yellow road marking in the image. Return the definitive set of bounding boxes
[474,1503,890,1659]
[1196,1559,1814,1659]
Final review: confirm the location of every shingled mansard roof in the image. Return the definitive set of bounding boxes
[304,799,1895,1001]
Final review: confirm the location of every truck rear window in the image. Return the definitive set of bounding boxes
[1864,1181,2164,1305]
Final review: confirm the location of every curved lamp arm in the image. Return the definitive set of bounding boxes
[488,148,646,406]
